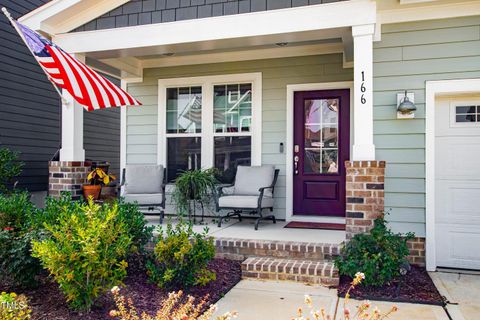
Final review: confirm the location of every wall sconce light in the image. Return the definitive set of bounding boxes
[397,91,416,119]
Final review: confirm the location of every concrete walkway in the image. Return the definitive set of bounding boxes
[430,271,480,320]
[214,279,449,320]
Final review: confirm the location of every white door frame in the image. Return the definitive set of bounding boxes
[425,78,480,271]
[285,81,353,223]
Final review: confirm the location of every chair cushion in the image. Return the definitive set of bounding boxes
[124,165,164,194]
[218,195,274,209]
[234,165,275,197]
[123,193,163,205]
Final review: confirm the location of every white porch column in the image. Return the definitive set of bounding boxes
[59,54,85,161]
[352,24,376,160]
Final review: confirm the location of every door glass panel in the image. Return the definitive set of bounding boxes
[304,99,339,174]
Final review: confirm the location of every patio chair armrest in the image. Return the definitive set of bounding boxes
[217,184,234,196]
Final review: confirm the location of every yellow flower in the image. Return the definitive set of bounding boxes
[110,286,120,295]
[304,295,313,306]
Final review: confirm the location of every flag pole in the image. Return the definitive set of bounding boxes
[2,7,68,104]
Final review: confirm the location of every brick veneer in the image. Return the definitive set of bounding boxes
[345,161,385,240]
[48,161,91,200]
[407,237,426,267]
[242,257,339,286]
[214,237,341,261]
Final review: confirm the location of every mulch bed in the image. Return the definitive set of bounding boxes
[337,266,445,306]
[1,258,242,320]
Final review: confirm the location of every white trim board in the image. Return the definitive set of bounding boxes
[52,0,375,56]
[285,82,353,223]
[156,73,262,171]
[425,78,480,272]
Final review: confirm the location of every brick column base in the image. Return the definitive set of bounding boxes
[345,161,385,240]
[49,161,91,200]
[407,237,426,266]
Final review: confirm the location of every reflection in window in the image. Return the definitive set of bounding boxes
[214,83,252,133]
[167,87,202,133]
[455,105,479,123]
[304,99,339,174]
[214,136,251,183]
[167,137,201,182]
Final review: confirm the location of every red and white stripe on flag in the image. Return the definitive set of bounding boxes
[39,46,141,111]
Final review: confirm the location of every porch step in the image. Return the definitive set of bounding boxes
[241,256,339,287]
[215,237,342,261]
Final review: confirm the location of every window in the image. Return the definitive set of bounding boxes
[159,74,261,182]
[455,105,479,123]
[451,102,480,127]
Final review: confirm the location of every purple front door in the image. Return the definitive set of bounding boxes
[293,89,350,217]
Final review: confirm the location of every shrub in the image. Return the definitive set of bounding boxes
[110,287,237,320]
[146,221,216,288]
[32,200,132,311]
[0,147,24,194]
[117,199,154,253]
[0,192,35,231]
[0,192,44,287]
[0,292,32,320]
[335,217,414,287]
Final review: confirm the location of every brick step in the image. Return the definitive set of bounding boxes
[215,237,342,262]
[241,257,339,286]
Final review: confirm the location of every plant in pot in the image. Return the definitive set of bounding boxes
[172,168,218,219]
[83,167,116,201]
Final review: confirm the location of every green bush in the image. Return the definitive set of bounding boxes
[146,221,216,288]
[0,147,24,194]
[32,200,132,311]
[117,199,154,253]
[335,217,414,287]
[0,192,35,231]
[0,192,44,287]
[0,292,31,320]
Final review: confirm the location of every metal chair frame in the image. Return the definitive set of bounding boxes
[215,169,280,230]
[118,167,166,224]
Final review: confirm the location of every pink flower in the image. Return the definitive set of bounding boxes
[3,227,14,231]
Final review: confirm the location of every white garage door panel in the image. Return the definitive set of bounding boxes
[436,181,480,224]
[436,225,480,269]
[435,97,480,270]
[435,137,480,179]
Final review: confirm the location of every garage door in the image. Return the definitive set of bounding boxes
[435,97,480,270]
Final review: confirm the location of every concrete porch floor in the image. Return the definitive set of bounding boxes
[145,215,346,244]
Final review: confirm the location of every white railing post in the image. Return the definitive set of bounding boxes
[352,24,376,161]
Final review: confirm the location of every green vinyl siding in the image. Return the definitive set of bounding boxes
[373,15,480,237]
[126,54,352,218]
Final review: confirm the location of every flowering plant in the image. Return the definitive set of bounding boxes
[109,287,237,320]
[294,272,398,320]
[0,292,31,320]
[87,167,116,186]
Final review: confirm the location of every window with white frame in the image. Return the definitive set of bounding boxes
[158,74,262,183]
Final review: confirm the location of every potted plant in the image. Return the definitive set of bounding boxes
[172,168,218,216]
[83,167,116,201]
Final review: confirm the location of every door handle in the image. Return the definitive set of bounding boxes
[294,155,299,175]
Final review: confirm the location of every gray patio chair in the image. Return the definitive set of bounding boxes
[215,165,279,230]
[119,164,166,224]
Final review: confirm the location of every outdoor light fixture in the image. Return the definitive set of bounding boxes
[397,90,416,119]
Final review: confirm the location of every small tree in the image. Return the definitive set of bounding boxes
[0,147,24,194]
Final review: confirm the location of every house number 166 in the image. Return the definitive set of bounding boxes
[360,71,366,104]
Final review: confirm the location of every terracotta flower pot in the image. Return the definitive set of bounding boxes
[82,185,102,201]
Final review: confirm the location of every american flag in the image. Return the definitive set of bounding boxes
[11,20,141,111]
